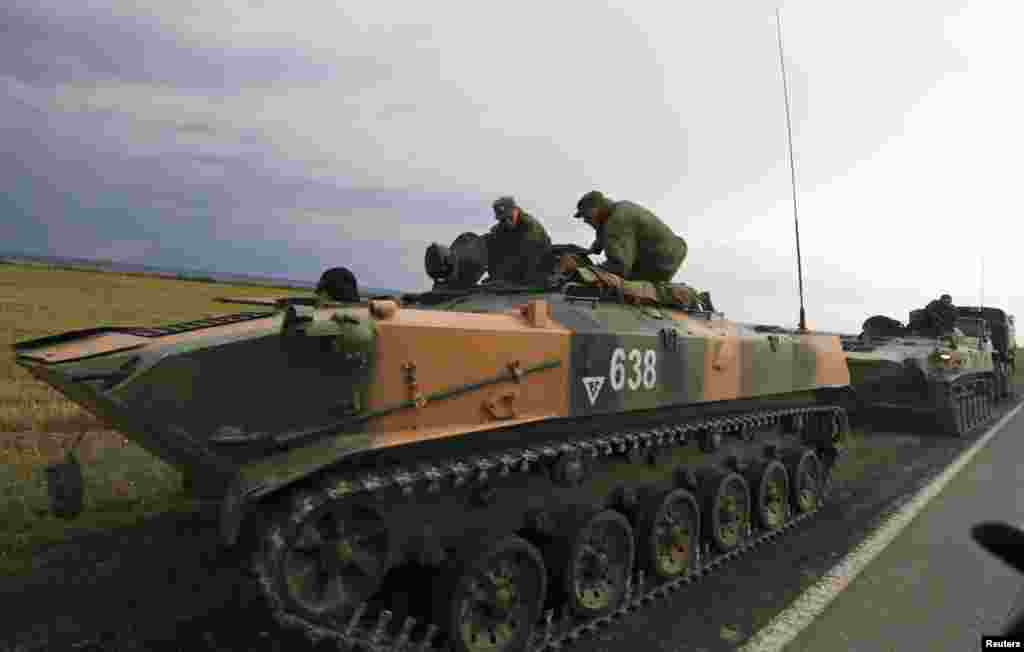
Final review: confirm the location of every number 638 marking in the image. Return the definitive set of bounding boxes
[609,347,657,391]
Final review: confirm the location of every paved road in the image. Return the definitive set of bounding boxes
[784,403,1024,652]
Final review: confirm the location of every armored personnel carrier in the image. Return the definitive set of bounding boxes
[13,236,851,652]
[955,306,1016,400]
[841,305,1004,436]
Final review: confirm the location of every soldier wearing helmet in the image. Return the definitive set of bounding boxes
[483,196,552,285]
[316,267,360,303]
[573,190,688,284]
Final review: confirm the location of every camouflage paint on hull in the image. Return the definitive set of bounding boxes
[13,294,850,541]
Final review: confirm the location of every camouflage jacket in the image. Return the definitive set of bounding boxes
[485,211,552,284]
[592,201,686,280]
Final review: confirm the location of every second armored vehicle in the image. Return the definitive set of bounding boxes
[842,305,1009,436]
[956,306,1016,399]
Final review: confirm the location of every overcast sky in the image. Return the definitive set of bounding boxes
[2,0,1020,333]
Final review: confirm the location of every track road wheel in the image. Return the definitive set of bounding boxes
[746,460,790,531]
[448,536,546,652]
[263,495,392,621]
[638,488,700,581]
[701,471,751,554]
[785,449,822,515]
[555,509,635,618]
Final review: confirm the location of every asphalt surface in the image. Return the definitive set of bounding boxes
[780,401,1024,652]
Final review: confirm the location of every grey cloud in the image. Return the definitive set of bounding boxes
[191,153,240,167]
[372,104,422,121]
[0,2,364,91]
[176,121,219,135]
[1,94,489,290]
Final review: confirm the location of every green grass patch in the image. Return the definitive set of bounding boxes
[832,427,897,483]
[0,443,200,576]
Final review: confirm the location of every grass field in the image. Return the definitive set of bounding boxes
[0,262,314,575]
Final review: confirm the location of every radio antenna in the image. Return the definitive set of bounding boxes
[775,8,807,332]
[980,257,985,310]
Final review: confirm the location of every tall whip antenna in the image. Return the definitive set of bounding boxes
[980,257,984,310]
[776,8,807,332]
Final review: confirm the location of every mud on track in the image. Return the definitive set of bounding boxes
[1,396,1019,652]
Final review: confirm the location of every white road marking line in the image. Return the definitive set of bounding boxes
[739,400,1024,652]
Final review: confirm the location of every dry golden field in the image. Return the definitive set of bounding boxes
[0,261,314,574]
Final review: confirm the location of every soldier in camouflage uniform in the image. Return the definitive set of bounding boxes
[484,196,552,285]
[567,191,714,311]
[573,190,687,283]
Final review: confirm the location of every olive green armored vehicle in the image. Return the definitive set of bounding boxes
[13,236,851,652]
[956,306,1016,399]
[841,305,1008,436]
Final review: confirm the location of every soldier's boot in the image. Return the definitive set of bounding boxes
[699,291,715,312]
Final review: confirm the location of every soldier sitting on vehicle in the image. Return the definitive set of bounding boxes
[563,191,713,311]
[482,196,552,286]
[925,293,958,335]
[573,190,688,284]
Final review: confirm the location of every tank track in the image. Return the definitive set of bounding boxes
[252,404,848,652]
[937,377,997,437]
